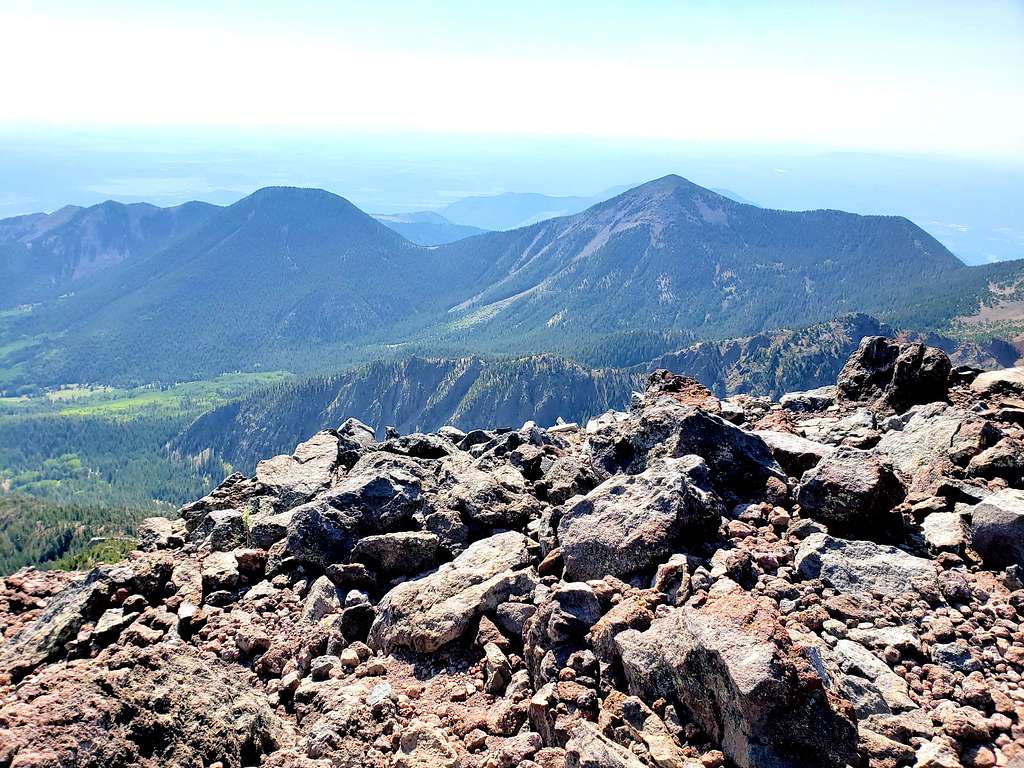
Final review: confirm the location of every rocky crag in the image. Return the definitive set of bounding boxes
[2,337,1024,767]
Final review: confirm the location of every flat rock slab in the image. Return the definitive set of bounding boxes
[617,592,858,768]
[755,430,834,477]
[795,532,937,597]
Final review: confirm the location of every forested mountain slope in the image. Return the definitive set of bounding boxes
[434,175,1014,350]
[171,354,639,473]
[0,199,218,307]
[171,313,1019,474]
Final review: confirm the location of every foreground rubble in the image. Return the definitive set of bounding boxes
[1,335,1024,767]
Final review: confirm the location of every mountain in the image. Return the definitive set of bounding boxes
[6,174,1024,388]
[441,185,630,230]
[434,175,1017,350]
[373,211,488,245]
[0,200,219,307]
[13,188,485,384]
[171,354,639,473]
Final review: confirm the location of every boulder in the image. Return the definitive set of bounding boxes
[367,531,535,653]
[538,454,602,506]
[970,366,1024,398]
[921,512,968,552]
[755,430,834,477]
[967,437,1024,483]
[392,721,460,768]
[284,453,427,568]
[587,377,785,500]
[524,582,602,685]
[779,385,835,413]
[349,531,440,577]
[249,509,295,550]
[837,337,950,412]
[0,570,110,680]
[875,403,999,490]
[564,721,646,768]
[795,446,904,538]
[179,472,262,535]
[616,592,858,768]
[435,455,535,532]
[970,488,1024,569]
[336,417,377,467]
[795,533,937,596]
[832,639,916,713]
[137,516,184,551]
[203,509,247,551]
[255,430,341,505]
[799,408,878,448]
[201,551,240,594]
[301,575,342,623]
[558,456,724,581]
[0,643,291,767]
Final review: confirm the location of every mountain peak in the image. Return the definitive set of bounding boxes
[242,186,351,206]
[231,186,393,231]
[616,174,727,204]
[582,173,736,227]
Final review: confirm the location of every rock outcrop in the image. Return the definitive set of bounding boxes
[2,347,1024,768]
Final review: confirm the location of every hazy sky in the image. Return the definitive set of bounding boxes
[2,0,1022,159]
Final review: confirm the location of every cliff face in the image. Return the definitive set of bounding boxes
[172,355,641,474]
[172,316,1018,475]
[3,337,1024,767]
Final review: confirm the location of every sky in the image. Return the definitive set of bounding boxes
[2,0,1022,159]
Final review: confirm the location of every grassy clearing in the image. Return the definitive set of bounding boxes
[2,371,293,420]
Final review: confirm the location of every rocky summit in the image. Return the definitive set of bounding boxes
[2,335,1024,768]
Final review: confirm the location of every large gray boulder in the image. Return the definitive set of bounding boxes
[0,571,109,680]
[970,367,1024,398]
[349,531,440,577]
[558,456,723,581]
[0,643,291,767]
[616,592,858,768]
[523,581,602,685]
[831,639,916,713]
[875,403,1000,490]
[564,721,647,768]
[179,473,263,535]
[435,455,535,533]
[970,488,1024,569]
[255,430,341,506]
[779,385,835,413]
[367,531,535,653]
[795,532,937,596]
[967,437,1024,483]
[795,446,904,538]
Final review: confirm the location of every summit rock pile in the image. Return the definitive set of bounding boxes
[2,335,1024,767]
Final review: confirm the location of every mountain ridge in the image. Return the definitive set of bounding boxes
[4,175,1023,388]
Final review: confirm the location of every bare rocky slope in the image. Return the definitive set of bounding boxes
[2,338,1024,767]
